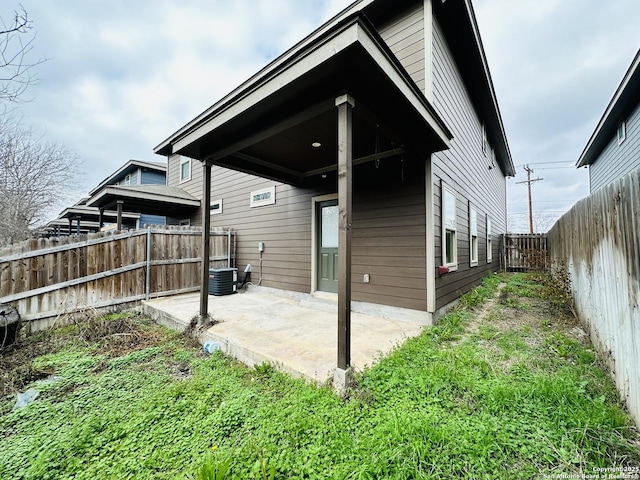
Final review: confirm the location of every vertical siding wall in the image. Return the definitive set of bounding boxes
[548,168,640,428]
[590,102,640,193]
[431,17,507,309]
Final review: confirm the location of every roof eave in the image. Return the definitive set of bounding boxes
[576,48,640,168]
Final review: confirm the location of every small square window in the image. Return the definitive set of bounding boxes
[210,199,223,215]
[617,120,626,145]
[180,156,191,183]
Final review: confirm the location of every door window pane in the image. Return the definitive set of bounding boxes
[321,205,339,248]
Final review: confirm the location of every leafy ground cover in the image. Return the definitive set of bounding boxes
[1,273,639,479]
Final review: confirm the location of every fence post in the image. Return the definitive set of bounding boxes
[145,227,151,301]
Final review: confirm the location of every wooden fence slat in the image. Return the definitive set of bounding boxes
[503,233,549,272]
[0,227,235,322]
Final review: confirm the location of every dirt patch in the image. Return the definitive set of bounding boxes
[462,281,588,345]
[0,312,169,402]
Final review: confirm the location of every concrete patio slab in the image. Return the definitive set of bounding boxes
[141,286,428,384]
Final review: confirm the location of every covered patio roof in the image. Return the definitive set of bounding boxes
[155,14,452,183]
[87,185,200,218]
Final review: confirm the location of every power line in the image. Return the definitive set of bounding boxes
[515,165,543,234]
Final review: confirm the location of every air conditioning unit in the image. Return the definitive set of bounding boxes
[208,268,238,296]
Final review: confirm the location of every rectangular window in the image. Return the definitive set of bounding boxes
[469,204,478,267]
[210,199,223,215]
[486,216,493,263]
[442,183,457,270]
[124,173,131,186]
[482,124,487,155]
[180,156,191,183]
[250,186,276,208]
[617,120,626,145]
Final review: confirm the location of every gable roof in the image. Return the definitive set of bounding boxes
[155,0,514,178]
[89,159,166,196]
[576,48,640,168]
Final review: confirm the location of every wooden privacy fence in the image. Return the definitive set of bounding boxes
[502,233,549,272]
[0,226,235,323]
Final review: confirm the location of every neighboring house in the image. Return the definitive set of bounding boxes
[45,198,141,236]
[154,0,515,339]
[45,159,194,235]
[577,48,640,192]
[86,160,200,229]
[87,159,168,228]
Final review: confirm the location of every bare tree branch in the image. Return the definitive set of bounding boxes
[0,5,46,102]
[0,115,84,246]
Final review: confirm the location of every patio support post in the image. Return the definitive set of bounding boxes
[335,94,354,382]
[99,208,104,229]
[200,162,212,322]
[116,200,124,231]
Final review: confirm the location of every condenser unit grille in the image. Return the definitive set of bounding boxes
[208,268,238,296]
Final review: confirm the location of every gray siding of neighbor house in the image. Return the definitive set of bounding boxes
[378,2,425,93]
[140,169,166,186]
[431,17,507,310]
[589,101,640,193]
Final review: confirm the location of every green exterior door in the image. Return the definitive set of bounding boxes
[317,199,339,293]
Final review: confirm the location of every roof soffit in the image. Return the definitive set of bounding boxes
[158,17,451,185]
[577,48,640,167]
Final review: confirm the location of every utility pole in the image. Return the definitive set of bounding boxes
[516,165,543,233]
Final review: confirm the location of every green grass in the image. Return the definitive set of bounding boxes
[1,275,638,479]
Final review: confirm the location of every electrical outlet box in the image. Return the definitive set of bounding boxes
[363,273,370,283]
[258,241,264,253]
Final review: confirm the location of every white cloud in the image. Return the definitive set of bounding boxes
[4,0,639,231]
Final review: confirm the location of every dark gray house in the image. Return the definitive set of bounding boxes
[577,48,640,192]
[154,0,514,372]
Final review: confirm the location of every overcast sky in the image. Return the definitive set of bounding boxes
[2,0,639,232]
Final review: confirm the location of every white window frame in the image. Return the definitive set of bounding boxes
[123,173,131,186]
[250,186,276,208]
[481,124,487,155]
[486,216,493,263]
[617,120,626,145]
[210,199,223,215]
[441,182,458,271]
[179,156,191,183]
[469,204,478,267]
